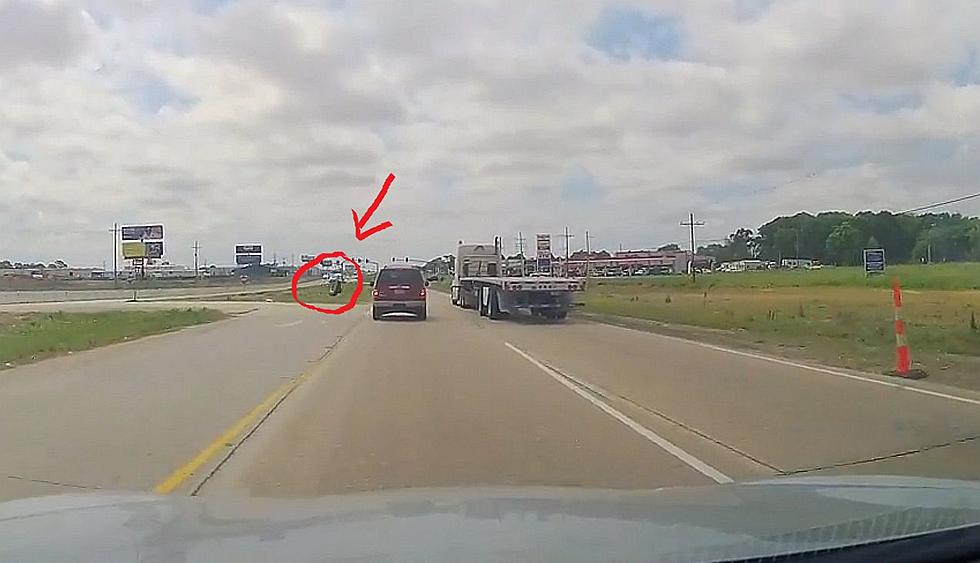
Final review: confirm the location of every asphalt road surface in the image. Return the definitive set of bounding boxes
[2,295,979,503]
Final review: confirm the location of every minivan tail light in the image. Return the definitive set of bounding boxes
[420,288,426,298]
[372,289,379,298]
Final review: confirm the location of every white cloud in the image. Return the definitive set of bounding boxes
[1,0,980,265]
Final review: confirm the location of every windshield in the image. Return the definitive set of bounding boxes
[2,1,980,560]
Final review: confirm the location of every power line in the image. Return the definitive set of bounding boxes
[900,191,980,215]
[584,230,593,279]
[560,227,574,277]
[193,241,201,279]
[515,232,526,256]
[109,223,119,288]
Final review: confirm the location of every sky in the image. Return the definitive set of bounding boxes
[2,0,980,266]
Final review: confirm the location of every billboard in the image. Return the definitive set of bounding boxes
[122,225,164,241]
[144,241,164,259]
[122,242,147,259]
[864,248,885,275]
[235,244,263,254]
[536,233,551,257]
[235,254,262,265]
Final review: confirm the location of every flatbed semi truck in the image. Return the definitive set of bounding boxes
[450,241,585,320]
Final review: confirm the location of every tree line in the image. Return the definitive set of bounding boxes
[698,211,980,266]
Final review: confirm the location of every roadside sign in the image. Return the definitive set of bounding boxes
[235,243,262,266]
[536,256,552,274]
[235,254,262,265]
[536,234,551,256]
[300,254,316,263]
[864,248,885,275]
[122,242,147,258]
[144,241,164,259]
[121,225,164,241]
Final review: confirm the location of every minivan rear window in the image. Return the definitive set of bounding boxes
[377,269,423,285]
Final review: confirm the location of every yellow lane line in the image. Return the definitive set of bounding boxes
[152,375,305,494]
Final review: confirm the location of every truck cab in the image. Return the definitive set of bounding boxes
[456,244,500,279]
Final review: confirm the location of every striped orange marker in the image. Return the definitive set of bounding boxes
[892,278,911,375]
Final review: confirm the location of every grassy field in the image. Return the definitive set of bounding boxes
[0,308,226,369]
[627,262,980,290]
[582,263,980,391]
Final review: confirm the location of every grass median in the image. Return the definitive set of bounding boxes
[214,283,373,304]
[582,264,980,392]
[0,308,226,369]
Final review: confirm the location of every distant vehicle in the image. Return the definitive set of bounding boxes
[29,271,44,280]
[372,264,427,320]
[451,240,584,320]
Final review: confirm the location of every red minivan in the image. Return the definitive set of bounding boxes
[372,264,428,320]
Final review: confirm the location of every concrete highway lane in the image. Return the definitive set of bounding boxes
[201,304,714,497]
[0,302,362,501]
[4,291,980,504]
[485,314,980,481]
[201,295,980,498]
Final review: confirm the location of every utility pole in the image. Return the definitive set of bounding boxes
[584,230,593,279]
[515,232,526,277]
[795,229,800,260]
[109,223,119,288]
[515,232,526,256]
[680,212,705,282]
[193,241,201,280]
[560,226,574,277]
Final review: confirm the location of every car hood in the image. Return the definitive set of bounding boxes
[2,475,980,562]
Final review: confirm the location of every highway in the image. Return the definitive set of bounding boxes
[2,294,979,502]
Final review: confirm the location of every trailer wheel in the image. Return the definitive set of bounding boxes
[488,288,504,320]
[555,310,568,320]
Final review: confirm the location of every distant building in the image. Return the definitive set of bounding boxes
[560,249,710,277]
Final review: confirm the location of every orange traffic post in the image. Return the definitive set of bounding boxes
[891,278,911,375]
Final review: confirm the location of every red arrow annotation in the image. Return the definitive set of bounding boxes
[352,173,395,241]
[291,173,396,315]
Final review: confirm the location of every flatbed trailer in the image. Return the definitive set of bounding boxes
[453,276,585,319]
[450,241,585,320]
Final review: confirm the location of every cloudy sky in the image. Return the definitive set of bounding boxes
[2,0,980,266]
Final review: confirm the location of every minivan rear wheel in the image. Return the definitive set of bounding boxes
[372,306,381,320]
